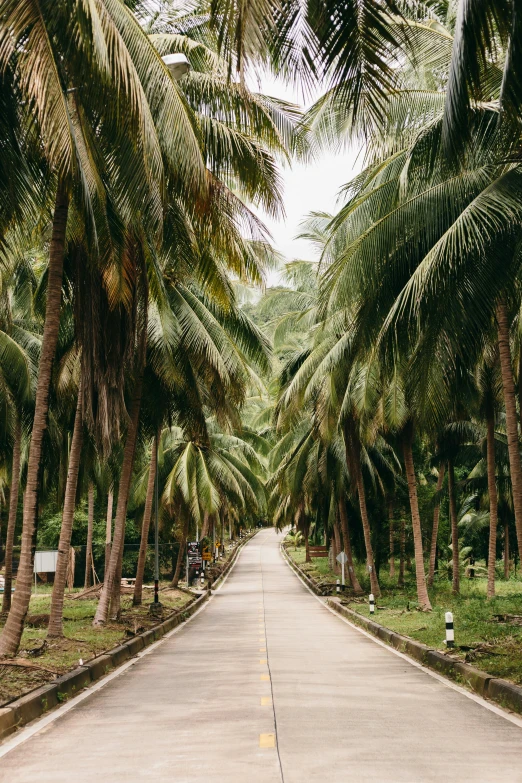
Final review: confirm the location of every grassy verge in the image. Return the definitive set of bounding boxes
[284,539,522,685]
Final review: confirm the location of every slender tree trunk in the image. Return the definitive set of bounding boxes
[447,458,460,595]
[402,422,431,610]
[345,427,380,597]
[486,411,499,598]
[2,417,22,614]
[304,522,310,563]
[497,300,522,562]
[84,481,94,590]
[428,463,445,588]
[201,512,210,540]
[0,184,69,655]
[171,513,189,588]
[504,524,510,579]
[388,499,395,578]
[94,317,147,626]
[338,497,363,593]
[105,487,113,578]
[48,387,84,638]
[133,432,158,606]
[398,516,406,587]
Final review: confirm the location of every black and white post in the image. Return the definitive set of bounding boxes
[445,611,455,648]
[369,593,375,614]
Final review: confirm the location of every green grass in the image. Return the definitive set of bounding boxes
[285,539,522,685]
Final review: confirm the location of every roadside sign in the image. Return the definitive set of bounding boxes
[187,541,202,567]
[202,550,211,561]
[336,552,348,565]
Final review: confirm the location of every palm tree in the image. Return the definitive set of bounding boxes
[0,0,205,656]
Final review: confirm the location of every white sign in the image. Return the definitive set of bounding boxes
[34,551,59,573]
[336,552,348,565]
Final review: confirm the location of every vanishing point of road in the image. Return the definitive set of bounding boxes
[2,529,522,782]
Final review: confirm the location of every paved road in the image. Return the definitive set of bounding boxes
[2,529,522,782]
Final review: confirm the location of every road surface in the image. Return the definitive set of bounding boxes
[2,529,522,782]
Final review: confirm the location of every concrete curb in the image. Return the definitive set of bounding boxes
[326,598,522,715]
[0,532,256,742]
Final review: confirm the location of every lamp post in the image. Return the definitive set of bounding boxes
[150,52,190,613]
[162,53,190,80]
[153,434,160,606]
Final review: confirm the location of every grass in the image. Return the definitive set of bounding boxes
[284,539,522,685]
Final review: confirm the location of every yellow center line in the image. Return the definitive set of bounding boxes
[259,658,267,664]
[260,674,270,681]
[261,697,271,706]
[259,733,275,748]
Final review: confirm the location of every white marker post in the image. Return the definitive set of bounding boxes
[369,593,375,614]
[336,579,340,594]
[445,611,455,648]
[336,551,348,592]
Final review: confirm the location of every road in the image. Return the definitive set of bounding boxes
[2,529,522,782]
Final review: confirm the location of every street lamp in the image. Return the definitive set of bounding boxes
[162,53,190,80]
[151,52,190,615]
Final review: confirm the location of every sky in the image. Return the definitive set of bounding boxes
[254,75,362,269]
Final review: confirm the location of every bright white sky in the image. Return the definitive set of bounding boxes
[254,75,363,270]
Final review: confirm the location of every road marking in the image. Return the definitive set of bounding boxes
[259,648,266,652]
[260,674,270,681]
[261,697,272,706]
[260,658,267,664]
[259,733,275,748]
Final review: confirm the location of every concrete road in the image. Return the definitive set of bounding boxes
[2,529,522,782]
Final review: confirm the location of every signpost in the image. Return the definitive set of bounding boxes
[187,542,202,587]
[336,551,348,590]
[33,550,59,593]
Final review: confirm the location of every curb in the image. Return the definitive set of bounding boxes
[0,531,255,742]
[326,598,522,715]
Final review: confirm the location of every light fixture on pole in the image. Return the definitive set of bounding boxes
[162,53,190,80]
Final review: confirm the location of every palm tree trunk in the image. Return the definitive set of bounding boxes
[133,432,158,606]
[428,463,445,588]
[84,481,94,590]
[94,324,147,626]
[171,513,189,588]
[2,417,22,614]
[104,487,113,578]
[48,386,84,638]
[304,521,310,563]
[388,499,395,578]
[496,300,522,562]
[345,427,380,598]
[486,412,498,598]
[201,512,210,540]
[398,515,406,587]
[402,422,431,610]
[447,458,460,595]
[504,524,510,579]
[338,496,363,593]
[0,184,69,656]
